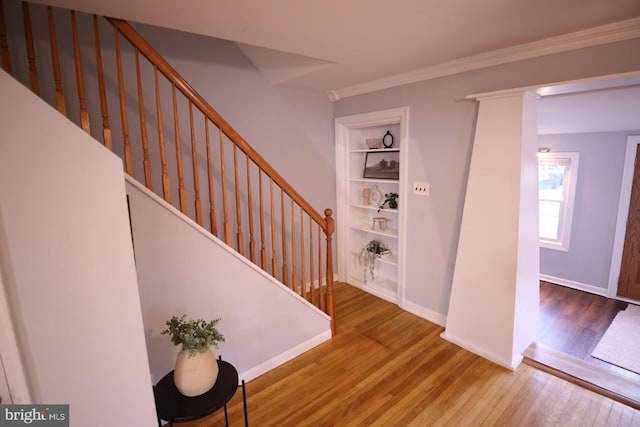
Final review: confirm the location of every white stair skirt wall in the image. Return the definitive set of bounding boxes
[0,71,157,426]
[126,179,331,383]
[442,89,540,370]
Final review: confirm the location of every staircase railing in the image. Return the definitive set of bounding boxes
[0,0,336,334]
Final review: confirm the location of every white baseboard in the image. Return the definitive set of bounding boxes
[439,331,522,371]
[403,301,447,327]
[363,283,398,304]
[345,281,447,327]
[238,330,331,382]
[540,274,608,297]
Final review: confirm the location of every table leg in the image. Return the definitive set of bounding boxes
[242,380,248,427]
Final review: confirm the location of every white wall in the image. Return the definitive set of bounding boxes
[539,131,635,293]
[0,71,157,426]
[126,180,331,383]
[333,38,640,320]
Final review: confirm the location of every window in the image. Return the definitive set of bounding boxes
[538,152,579,251]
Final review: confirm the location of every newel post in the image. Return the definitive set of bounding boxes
[324,208,336,336]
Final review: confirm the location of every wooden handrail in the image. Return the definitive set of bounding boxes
[106,18,328,230]
[3,2,335,334]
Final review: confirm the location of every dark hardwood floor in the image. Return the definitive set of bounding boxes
[538,281,640,381]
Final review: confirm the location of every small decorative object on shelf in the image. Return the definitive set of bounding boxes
[362,187,371,205]
[378,192,399,212]
[369,185,383,206]
[371,217,389,231]
[383,130,394,148]
[162,314,225,397]
[358,239,390,281]
[365,138,383,149]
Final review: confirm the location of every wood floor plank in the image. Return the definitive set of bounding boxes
[538,281,637,379]
[179,283,638,426]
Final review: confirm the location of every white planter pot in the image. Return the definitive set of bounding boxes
[174,348,219,397]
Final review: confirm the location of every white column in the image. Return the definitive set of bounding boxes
[442,89,539,369]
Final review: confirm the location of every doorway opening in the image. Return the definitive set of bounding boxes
[527,72,640,407]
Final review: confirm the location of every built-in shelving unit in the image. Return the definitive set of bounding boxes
[335,108,409,304]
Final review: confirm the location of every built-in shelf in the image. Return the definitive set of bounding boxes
[350,204,399,213]
[336,107,409,305]
[349,148,400,154]
[350,224,398,238]
[350,251,398,266]
[350,178,400,184]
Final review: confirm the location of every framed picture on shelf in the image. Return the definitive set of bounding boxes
[363,151,400,180]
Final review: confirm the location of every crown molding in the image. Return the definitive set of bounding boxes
[328,17,640,102]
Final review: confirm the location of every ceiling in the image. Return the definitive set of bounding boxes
[28,0,640,133]
[32,0,640,99]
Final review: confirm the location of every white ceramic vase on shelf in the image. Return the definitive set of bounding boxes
[174,347,219,397]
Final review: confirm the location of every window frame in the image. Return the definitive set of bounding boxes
[538,151,580,251]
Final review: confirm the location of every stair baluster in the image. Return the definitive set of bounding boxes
[70,11,90,133]
[115,30,134,175]
[154,66,170,201]
[47,7,66,116]
[233,144,244,255]
[205,119,217,236]
[21,2,39,95]
[135,47,153,190]
[172,84,187,214]
[188,101,202,225]
[93,15,113,151]
[246,156,257,263]
[2,2,337,335]
[0,0,12,73]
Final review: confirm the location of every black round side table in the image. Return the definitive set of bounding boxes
[153,359,247,426]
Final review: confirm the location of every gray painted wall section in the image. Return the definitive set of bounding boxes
[333,38,640,315]
[539,132,637,289]
[131,22,336,216]
[2,2,335,233]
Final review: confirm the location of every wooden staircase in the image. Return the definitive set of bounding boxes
[0,0,336,333]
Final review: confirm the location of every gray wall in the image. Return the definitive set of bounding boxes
[131,22,336,216]
[2,2,336,282]
[2,2,335,228]
[539,132,637,290]
[333,38,640,315]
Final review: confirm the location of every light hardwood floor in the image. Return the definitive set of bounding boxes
[182,283,639,426]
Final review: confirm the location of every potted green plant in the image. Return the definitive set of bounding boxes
[162,315,225,397]
[358,239,390,281]
[378,192,398,212]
